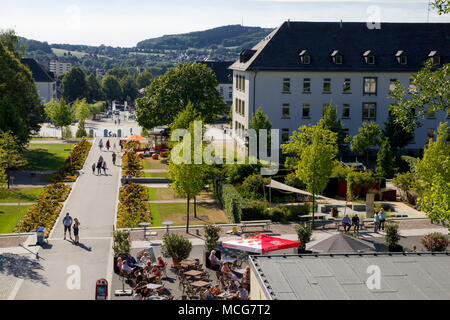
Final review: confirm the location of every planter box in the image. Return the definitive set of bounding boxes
[351,204,366,212]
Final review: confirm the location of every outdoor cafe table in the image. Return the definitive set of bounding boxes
[134,263,146,268]
[221,257,236,263]
[180,260,197,266]
[217,292,233,300]
[191,281,210,288]
[184,270,203,277]
[146,283,163,290]
[233,268,246,275]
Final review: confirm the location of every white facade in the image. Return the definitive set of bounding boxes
[36,81,57,103]
[232,70,448,153]
[218,83,233,106]
[49,61,72,75]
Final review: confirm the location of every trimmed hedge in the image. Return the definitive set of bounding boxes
[117,183,151,228]
[122,152,144,177]
[216,181,242,223]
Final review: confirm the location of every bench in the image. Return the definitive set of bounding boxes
[333,218,367,232]
[240,220,272,232]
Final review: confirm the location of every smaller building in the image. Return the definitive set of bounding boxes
[249,253,450,300]
[21,58,57,103]
[49,60,72,75]
[198,60,234,107]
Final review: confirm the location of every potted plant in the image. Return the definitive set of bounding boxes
[385,222,403,252]
[112,230,131,273]
[421,232,449,252]
[204,224,221,268]
[161,233,192,268]
[295,223,313,254]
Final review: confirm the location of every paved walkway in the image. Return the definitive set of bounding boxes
[11,138,122,300]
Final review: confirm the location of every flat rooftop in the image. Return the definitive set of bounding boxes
[250,253,450,300]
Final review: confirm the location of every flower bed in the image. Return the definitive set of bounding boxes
[122,151,144,177]
[52,139,92,182]
[117,183,151,228]
[14,183,71,236]
[421,232,449,252]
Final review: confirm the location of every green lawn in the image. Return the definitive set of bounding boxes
[142,158,169,170]
[149,202,229,227]
[24,144,71,170]
[144,171,169,179]
[0,188,43,203]
[0,205,32,234]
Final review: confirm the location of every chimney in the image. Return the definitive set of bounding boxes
[287,19,290,29]
[340,19,343,28]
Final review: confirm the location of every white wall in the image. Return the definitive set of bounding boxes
[36,82,57,103]
[232,70,448,150]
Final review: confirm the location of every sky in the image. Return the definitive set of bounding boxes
[0,0,448,47]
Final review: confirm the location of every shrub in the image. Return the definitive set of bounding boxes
[217,182,243,223]
[385,222,402,252]
[52,139,92,182]
[122,151,144,177]
[161,234,192,261]
[284,173,305,189]
[241,200,269,221]
[204,224,221,252]
[62,126,72,139]
[225,163,262,183]
[331,162,352,182]
[295,224,312,252]
[421,232,449,252]
[117,183,151,228]
[113,230,131,256]
[346,170,376,200]
[76,121,87,138]
[238,174,269,200]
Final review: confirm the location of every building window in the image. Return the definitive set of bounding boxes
[427,108,436,119]
[367,56,375,64]
[323,78,331,93]
[433,56,441,65]
[343,78,351,93]
[363,77,377,95]
[303,55,311,64]
[389,79,397,92]
[235,76,238,90]
[335,56,342,65]
[229,89,232,99]
[362,103,377,120]
[282,129,290,142]
[400,56,407,65]
[303,78,311,93]
[282,104,290,118]
[242,101,245,117]
[302,104,310,118]
[342,104,350,118]
[282,78,291,93]
[235,99,238,113]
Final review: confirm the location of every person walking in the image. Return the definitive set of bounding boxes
[373,211,380,233]
[112,152,117,166]
[63,213,73,240]
[99,139,104,151]
[106,139,111,151]
[102,161,108,175]
[379,208,386,231]
[97,160,103,175]
[73,218,80,244]
[92,163,96,175]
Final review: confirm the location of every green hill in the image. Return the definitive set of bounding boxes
[136,25,274,50]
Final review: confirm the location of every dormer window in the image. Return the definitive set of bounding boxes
[429,51,440,65]
[331,50,342,64]
[299,50,311,64]
[396,50,407,65]
[363,50,375,64]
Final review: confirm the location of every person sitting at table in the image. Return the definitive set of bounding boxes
[121,261,134,276]
[221,263,239,281]
[151,265,162,278]
[116,257,123,271]
[133,289,143,300]
[156,257,166,268]
[237,285,248,300]
[342,214,352,232]
[126,253,137,267]
[202,285,214,300]
[209,250,220,271]
[140,251,151,264]
[352,214,360,233]
[228,280,239,292]
[211,284,221,296]
[241,266,251,289]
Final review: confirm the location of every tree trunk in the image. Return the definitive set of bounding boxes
[186,197,190,234]
[194,196,197,219]
[61,127,64,140]
[6,168,10,189]
[312,193,315,228]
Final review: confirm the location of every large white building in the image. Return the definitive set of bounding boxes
[49,60,72,75]
[21,58,57,103]
[230,21,449,155]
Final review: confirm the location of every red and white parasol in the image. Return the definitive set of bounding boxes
[222,234,300,254]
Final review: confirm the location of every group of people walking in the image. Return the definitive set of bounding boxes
[99,139,115,151]
[92,155,108,175]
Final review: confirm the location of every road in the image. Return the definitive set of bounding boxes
[13,138,121,300]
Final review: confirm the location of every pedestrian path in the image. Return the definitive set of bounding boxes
[12,138,122,300]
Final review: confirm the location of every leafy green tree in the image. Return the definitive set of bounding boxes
[85,74,103,103]
[136,71,153,89]
[392,172,416,202]
[101,75,122,103]
[0,29,26,58]
[249,107,272,155]
[0,131,27,188]
[281,125,338,222]
[383,114,414,152]
[169,121,209,232]
[136,63,227,129]
[62,67,87,103]
[415,122,450,224]
[375,138,396,179]
[44,98,74,139]
[350,123,382,165]
[433,0,449,14]
[0,42,43,145]
[389,60,450,132]
[74,99,91,138]
[170,102,202,137]
[319,103,348,154]
[238,174,269,200]
[120,75,138,102]
[346,170,376,201]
